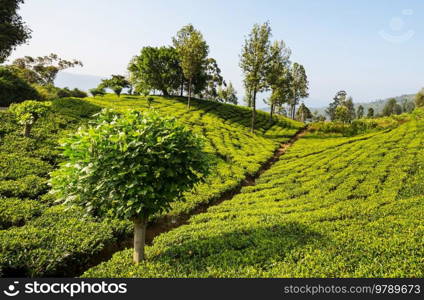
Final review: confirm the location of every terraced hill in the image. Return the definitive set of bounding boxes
[84,109,424,278]
[0,95,302,277]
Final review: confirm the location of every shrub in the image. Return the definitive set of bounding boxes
[32,84,59,100]
[50,98,101,119]
[50,109,211,263]
[70,88,87,98]
[89,87,106,97]
[9,100,51,137]
[0,67,40,107]
[0,198,45,229]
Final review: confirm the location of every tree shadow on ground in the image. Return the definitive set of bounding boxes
[151,222,327,276]
[165,96,300,135]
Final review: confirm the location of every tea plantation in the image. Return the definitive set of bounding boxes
[0,95,301,277]
[84,109,424,278]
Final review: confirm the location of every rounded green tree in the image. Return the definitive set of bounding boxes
[50,109,210,263]
[9,100,51,137]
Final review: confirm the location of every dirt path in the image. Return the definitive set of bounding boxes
[74,127,308,277]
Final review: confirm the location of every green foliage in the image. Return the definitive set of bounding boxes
[356,105,364,119]
[382,98,402,116]
[0,0,31,63]
[89,87,106,97]
[295,103,312,122]
[334,105,349,123]
[0,94,301,276]
[9,100,51,136]
[32,85,87,100]
[266,40,291,116]
[310,114,409,137]
[0,67,40,106]
[415,88,424,108]
[50,109,211,220]
[146,96,154,107]
[9,99,51,123]
[288,62,309,119]
[84,116,424,278]
[367,107,375,118]
[56,87,87,98]
[9,53,82,85]
[83,95,302,219]
[0,198,45,229]
[128,46,181,96]
[100,75,130,97]
[217,82,238,105]
[240,22,272,130]
[326,90,347,121]
[0,205,126,277]
[173,24,209,103]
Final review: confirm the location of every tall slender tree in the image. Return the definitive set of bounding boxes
[173,24,209,108]
[240,22,272,132]
[356,105,364,119]
[289,63,309,119]
[296,102,312,122]
[266,40,291,122]
[326,90,347,121]
[367,107,375,118]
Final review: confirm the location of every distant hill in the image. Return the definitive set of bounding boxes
[310,94,416,117]
[54,72,104,91]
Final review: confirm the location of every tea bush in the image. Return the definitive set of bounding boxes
[0,95,301,276]
[84,114,424,278]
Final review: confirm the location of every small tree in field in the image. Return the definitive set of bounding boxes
[89,87,105,97]
[100,75,130,97]
[367,107,375,118]
[9,100,51,137]
[146,96,154,108]
[49,109,210,263]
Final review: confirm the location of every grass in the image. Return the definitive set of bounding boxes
[83,110,424,278]
[0,95,302,277]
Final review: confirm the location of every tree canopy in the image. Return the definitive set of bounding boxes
[415,89,424,108]
[50,109,211,263]
[100,75,131,97]
[0,66,39,106]
[0,0,31,63]
[173,24,209,108]
[9,100,51,137]
[128,46,181,97]
[9,53,82,86]
[382,98,402,116]
[240,22,272,132]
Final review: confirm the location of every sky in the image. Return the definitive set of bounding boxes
[7,0,424,108]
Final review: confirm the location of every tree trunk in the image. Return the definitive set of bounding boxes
[24,124,31,137]
[188,78,192,109]
[133,217,147,264]
[180,76,184,97]
[251,88,257,133]
[270,103,274,123]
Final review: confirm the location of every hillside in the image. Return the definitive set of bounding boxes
[0,95,302,277]
[84,109,424,278]
[311,94,415,117]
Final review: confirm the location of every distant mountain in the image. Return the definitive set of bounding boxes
[310,94,416,117]
[54,72,104,91]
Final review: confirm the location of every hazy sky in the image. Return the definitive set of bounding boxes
[7,0,424,107]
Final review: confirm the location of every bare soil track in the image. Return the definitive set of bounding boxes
[70,127,308,277]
